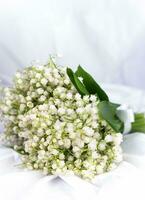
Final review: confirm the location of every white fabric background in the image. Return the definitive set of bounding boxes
[0,0,145,89]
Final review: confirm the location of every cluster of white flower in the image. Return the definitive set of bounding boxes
[0,58,123,180]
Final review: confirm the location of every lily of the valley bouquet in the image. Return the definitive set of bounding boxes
[0,56,145,180]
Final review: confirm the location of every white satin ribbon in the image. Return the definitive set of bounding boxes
[116,104,135,134]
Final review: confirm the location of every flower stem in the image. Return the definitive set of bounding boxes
[131,113,145,133]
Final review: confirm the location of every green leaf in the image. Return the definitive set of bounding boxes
[75,65,109,101]
[66,68,89,96]
[98,101,124,132]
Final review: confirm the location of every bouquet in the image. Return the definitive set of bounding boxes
[0,56,145,180]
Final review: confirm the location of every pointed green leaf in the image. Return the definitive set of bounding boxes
[75,65,109,101]
[67,68,89,95]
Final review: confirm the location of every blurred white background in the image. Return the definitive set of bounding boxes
[0,0,145,89]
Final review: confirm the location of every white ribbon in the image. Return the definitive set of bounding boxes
[116,104,135,134]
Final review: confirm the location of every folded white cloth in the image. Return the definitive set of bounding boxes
[1,0,145,90]
[0,132,145,200]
